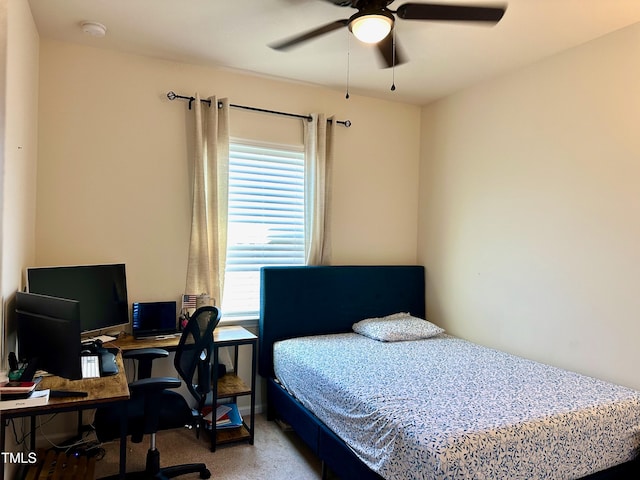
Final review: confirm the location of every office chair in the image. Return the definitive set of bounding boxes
[93,307,221,479]
[173,306,221,435]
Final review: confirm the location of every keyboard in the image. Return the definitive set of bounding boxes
[81,355,100,379]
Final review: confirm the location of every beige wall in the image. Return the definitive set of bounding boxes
[2,0,38,359]
[36,40,421,307]
[0,0,6,372]
[2,0,39,474]
[418,23,640,389]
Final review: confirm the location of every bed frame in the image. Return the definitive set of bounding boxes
[258,265,638,480]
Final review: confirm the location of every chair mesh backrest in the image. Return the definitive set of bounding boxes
[174,306,221,406]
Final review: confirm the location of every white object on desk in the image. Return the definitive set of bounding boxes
[155,333,180,340]
[81,355,100,379]
[85,334,118,343]
[196,293,212,309]
[0,389,50,410]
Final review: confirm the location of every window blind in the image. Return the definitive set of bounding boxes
[222,142,305,317]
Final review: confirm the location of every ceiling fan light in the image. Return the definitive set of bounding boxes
[349,14,393,44]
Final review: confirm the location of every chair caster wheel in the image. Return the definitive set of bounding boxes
[200,469,211,479]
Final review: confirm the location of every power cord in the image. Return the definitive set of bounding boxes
[38,418,105,459]
[8,414,105,460]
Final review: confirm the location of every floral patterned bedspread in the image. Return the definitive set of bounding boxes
[274,333,640,480]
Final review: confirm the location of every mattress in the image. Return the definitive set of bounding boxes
[273,333,640,480]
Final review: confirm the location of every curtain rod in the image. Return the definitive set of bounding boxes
[166,91,351,127]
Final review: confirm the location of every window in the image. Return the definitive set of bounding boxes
[222,140,306,318]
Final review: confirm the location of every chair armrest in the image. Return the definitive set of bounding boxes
[123,348,169,361]
[124,348,170,379]
[129,376,181,394]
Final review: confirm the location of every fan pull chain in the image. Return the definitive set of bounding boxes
[345,30,351,99]
[390,28,397,92]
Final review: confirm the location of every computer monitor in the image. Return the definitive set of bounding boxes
[16,291,83,381]
[132,301,178,338]
[26,263,129,335]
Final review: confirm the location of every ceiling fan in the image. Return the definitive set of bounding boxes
[270,1,507,68]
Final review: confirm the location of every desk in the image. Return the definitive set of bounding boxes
[109,325,256,353]
[0,353,130,480]
[110,326,257,452]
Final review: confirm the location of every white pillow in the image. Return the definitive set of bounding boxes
[352,312,444,342]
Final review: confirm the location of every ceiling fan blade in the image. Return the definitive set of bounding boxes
[376,33,407,69]
[323,0,354,5]
[269,19,349,51]
[396,3,506,23]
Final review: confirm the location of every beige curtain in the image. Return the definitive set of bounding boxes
[185,94,230,306]
[303,114,334,265]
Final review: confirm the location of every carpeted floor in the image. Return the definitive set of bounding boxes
[94,414,324,479]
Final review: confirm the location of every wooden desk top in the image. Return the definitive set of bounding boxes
[1,353,129,417]
[108,332,182,351]
[110,325,257,352]
[214,325,257,344]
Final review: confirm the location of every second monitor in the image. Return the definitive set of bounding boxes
[16,291,83,381]
[132,301,177,338]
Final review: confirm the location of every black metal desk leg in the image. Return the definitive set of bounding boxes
[119,402,127,479]
[250,342,256,444]
[30,416,36,452]
[1,419,6,480]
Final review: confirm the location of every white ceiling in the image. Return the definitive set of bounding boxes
[27,0,640,105]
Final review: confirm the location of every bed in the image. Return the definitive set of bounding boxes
[258,265,640,480]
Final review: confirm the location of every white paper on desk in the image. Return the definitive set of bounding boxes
[31,390,50,399]
[0,389,50,410]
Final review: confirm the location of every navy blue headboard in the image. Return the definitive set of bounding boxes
[258,265,425,378]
